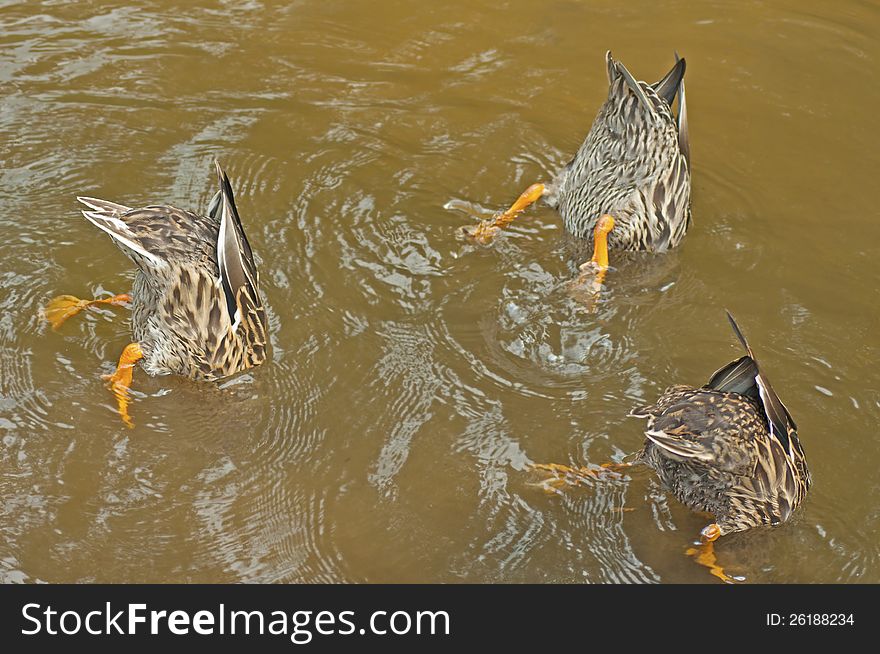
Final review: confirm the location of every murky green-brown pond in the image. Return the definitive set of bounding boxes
[2,0,879,583]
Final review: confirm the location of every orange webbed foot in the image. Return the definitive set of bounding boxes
[460,183,545,244]
[459,221,501,244]
[529,461,630,493]
[43,293,131,330]
[569,215,616,304]
[102,342,144,428]
[685,523,744,584]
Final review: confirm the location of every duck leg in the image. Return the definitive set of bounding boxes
[460,183,545,244]
[103,342,144,428]
[571,215,615,293]
[43,293,131,330]
[686,523,740,584]
[529,460,633,493]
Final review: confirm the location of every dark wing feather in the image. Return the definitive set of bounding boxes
[726,311,756,358]
[214,161,260,331]
[725,311,797,453]
[652,56,686,106]
[755,375,796,454]
[674,52,689,167]
[706,355,760,398]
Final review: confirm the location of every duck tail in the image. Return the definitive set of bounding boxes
[77,196,165,268]
[706,355,759,397]
[724,311,798,448]
[652,56,686,106]
[214,161,261,332]
[650,53,690,166]
[605,51,652,111]
[725,310,756,360]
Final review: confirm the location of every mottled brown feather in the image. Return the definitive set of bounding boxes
[631,315,810,536]
[78,163,268,382]
[546,52,691,252]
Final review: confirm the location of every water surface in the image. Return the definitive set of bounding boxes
[1,0,878,583]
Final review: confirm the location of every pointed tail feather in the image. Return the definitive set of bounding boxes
[78,199,164,268]
[653,56,686,106]
[627,406,654,419]
[617,62,652,111]
[606,51,652,111]
[725,310,756,359]
[724,311,798,449]
[674,52,690,167]
[77,196,132,214]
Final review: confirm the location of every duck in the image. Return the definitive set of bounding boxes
[43,161,268,427]
[463,51,690,279]
[533,312,810,582]
[631,311,810,532]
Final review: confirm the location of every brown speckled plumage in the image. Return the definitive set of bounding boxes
[545,51,691,252]
[629,313,810,536]
[78,162,268,382]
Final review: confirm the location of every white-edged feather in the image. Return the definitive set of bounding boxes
[677,73,689,166]
[77,196,131,213]
[615,58,652,112]
[216,196,242,333]
[206,190,222,220]
[756,374,793,460]
[644,429,711,461]
[81,210,164,267]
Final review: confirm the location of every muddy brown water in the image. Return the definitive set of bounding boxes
[1,0,878,583]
